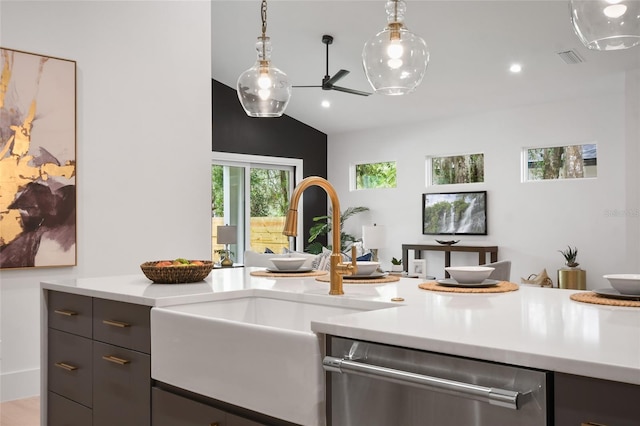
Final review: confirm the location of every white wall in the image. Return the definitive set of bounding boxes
[0,1,212,401]
[329,76,639,287]
[625,69,640,270]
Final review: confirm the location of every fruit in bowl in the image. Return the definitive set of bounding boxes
[603,274,640,295]
[140,259,213,284]
[445,266,495,284]
[155,258,206,267]
[355,261,380,276]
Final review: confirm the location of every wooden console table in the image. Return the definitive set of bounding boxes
[402,244,499,278]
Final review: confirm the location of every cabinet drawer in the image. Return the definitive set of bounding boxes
[93,298,151,353]
[228,413,268,426]
[152,387,227,426]
[48,329,92,407]
[93,341,151,426]
[48,391,92,426]
[555,373,640,426]
[48,291,92,338]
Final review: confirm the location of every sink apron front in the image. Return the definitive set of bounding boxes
[151,303,326,426]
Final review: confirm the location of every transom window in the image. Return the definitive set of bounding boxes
[426,153,485,186]
[353,161,397,190]
[523,143,597,181]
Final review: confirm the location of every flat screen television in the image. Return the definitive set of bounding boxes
[422,191,487,235]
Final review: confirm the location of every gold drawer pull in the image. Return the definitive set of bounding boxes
[54,309,78,316]
[102,355,130,365]
[102,319,130,328]
[54,362,78,371]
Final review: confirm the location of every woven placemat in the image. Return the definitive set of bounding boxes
[315,274,401,284]
[250,270,328,278]
[570,292,640,307]
[418,281,519,293]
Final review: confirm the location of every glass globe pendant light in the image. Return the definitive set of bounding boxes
[570,0,640,50]
[237,0,291,117]
[362,0,429,95]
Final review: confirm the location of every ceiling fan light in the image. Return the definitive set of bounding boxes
[570,0,640,50]
[363,0,429,96]
[237,2,291,117]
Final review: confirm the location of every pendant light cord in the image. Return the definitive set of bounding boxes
[261,0,267,37]
[260,0,268,64]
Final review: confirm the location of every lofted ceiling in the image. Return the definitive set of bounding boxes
[212,1,640,136]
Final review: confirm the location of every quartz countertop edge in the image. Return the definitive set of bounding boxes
[311,318,640,385]
[41,269,640,386]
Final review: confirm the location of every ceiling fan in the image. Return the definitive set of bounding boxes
[293,35,372,97]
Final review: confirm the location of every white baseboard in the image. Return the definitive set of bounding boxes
[1,368,40,402]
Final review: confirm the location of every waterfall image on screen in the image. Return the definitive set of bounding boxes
[422,191,487,235]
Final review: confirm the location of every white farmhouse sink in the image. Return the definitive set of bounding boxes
[151,291,392,426]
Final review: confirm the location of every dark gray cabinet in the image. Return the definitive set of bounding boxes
[93,298,151,354]
[152,387,228,426]
[152,387,269,426]
[554,372,640,426]
[48,391,92,426]
[48,291,92,337]
[47,290,151,426]
[48,329,93,408]
[93,341,150,426]
[228,414,268,426]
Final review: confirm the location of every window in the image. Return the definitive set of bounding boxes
[523,143,597,181]
[212,152,303,264]
[353,161,397,190]
[427,153,484,186]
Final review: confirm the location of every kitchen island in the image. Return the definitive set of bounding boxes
[41,267,640,425]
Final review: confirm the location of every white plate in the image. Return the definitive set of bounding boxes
[265,267,313,274]
[593,288,640,301]
[437,278,499,288]
[346,272,388,280]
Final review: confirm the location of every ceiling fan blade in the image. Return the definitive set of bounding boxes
[330,85,372,97]
[325,69,350,87]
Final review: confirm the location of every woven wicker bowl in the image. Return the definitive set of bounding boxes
[140,260,214,284]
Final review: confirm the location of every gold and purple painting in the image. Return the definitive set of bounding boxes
[0,48,76,269]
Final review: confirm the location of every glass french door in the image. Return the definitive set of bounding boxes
[211,153,302,264]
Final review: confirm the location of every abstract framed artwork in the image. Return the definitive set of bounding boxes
[0,48,76,269]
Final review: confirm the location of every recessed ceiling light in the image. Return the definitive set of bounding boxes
[321,100,330,108]
[509,63,522,73]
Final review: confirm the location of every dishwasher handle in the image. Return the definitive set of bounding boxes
[323,356,522,410]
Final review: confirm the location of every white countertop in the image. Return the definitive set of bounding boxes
[41,268,640,385]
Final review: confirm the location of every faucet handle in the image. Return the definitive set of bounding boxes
[350,245,358,275]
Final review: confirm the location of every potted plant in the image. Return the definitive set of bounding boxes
[306,206,370,254]
[557,245,585,290]
[391,257,403,272]
[214,248,235,267]
[559,245,579,268]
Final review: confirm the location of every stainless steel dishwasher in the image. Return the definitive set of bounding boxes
[324,336,551,426]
